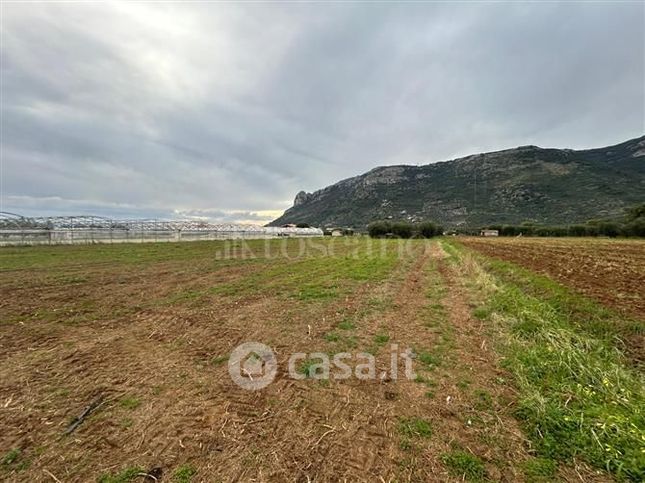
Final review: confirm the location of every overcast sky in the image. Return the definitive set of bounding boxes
[1,2,643,223]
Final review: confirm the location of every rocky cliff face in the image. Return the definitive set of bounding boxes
[270,135,645,229]
[293,191,312,206]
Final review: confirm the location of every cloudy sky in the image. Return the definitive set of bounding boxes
[1,2,643,223]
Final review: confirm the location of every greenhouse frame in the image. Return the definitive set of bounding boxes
[0,212,323,246]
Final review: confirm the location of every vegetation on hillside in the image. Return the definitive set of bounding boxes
[271,135,645,229]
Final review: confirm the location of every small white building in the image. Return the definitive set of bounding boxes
[480,229,499,237]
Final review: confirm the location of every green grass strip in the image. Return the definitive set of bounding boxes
[445,241,645,481]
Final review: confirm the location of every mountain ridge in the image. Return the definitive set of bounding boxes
[269,136,645,229]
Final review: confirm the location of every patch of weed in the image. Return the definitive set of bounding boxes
[57,275,88,284]
[297,285,338,301]
[338,335,358,351]
[53,387,70,398]
[298,359,320,378]
[0,447,31,472]
[441,450,487,482]
[2,448,20,466]
[98,467,143,483]
[374,333,390,345]
[522,457,558,481]
[399,438,414,451]
[398,417,432,439]
[456,378,471,390]
[211,355,228,366]
[473,307,491,320]
[119,396,141,410]
[473,389,493,410]
[511,318,542,338]
[337,319,355,330]
[463,412,485,428]
[417,350,440,369]
[164,289,204,306]
[324,332,340,342]
[172,464,196,483]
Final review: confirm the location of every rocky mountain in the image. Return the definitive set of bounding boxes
[270,135,645,229]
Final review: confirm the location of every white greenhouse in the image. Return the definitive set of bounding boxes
[0,213,323,246]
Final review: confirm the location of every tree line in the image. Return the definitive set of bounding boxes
[367,221,443,238]
[366,204,645,238]
[481,203,645,238]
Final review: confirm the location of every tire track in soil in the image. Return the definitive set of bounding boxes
[224,242,436,481]
[328,240,532,481]
[329,243,434,480]
[429,242,531,481]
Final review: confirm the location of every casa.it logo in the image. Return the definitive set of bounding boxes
[228,342,278,391]
[228,341,417,390]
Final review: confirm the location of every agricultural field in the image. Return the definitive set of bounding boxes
[1,238,643,482]
[458,237,645,319]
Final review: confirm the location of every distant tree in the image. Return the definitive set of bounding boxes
[500,225,519,236]
[296,223,310,228]
[518,223,536,236]
[368,221,392,238]
[584,224,599,237]
[417,222,441,238]
[598,222,620,238]
[623,218,645,237]
[568,225,587,237]
[368,220,436,238]
[391,222,413,239]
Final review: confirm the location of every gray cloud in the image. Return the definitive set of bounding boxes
[2,2,643,223]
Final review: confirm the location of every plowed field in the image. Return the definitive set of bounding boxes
[458,237,645,319]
